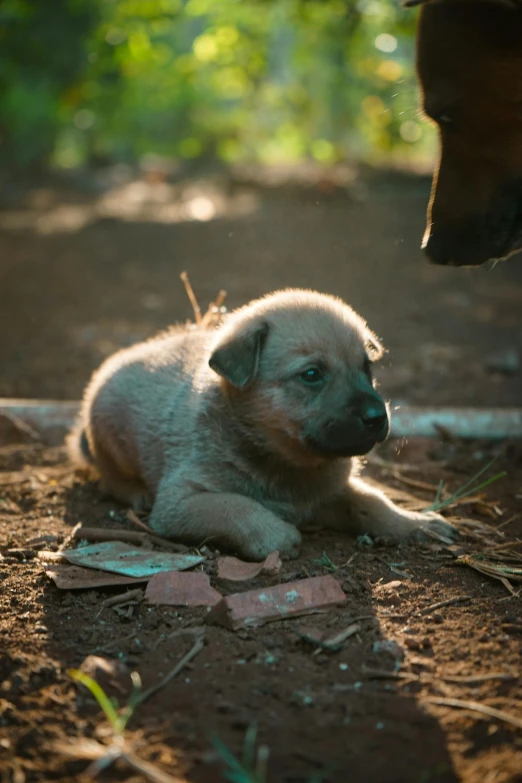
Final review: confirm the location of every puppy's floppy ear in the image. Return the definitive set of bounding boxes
[209,321,269,389]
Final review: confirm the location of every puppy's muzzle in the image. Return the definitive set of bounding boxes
[306,394,389,458]
[357,398,388,437]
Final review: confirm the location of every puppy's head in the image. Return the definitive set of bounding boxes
[209,290,388,463]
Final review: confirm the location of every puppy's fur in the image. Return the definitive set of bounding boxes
[69,289,456,560]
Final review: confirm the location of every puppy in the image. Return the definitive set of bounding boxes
[69,289,456,560]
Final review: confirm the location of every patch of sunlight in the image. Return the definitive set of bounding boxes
[128,29,151,60]
[311,139,336,163]
[361,95,386,118]
[0,178,259,235]
[400,121,422,143]
[375,33,397,53]
[185,195,216,221]
[193,33,218,62]
[376,60,402,82]
[105,27,126,46]
[214,26,240,48]
[73,109,96,130]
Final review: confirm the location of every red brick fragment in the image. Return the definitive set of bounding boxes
[145,571,222,607]
[207,575,346,630]
[216,550,282,582]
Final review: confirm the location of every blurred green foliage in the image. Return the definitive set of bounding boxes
[0,0,435,171]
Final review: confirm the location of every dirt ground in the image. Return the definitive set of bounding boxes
[1,166,522,783]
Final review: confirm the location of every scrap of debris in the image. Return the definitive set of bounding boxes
[55,541,205,578]
[145,571,222,607]
[207,575,347,630]
[216,551,282,583]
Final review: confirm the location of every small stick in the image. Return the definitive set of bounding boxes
[361,666,516,686]
[0,410,40,441]
[200,289,227,329]
[74,527,148,546]
[121,750,187,783]
[180,271,202,325]
[322,622,361,648]
[137,636,205,706]
[417,595,473,615]
[440,672,517,684]
[391,473,441,494]
[366,454,446,473]
[74,525,188,554]
[298,618,372,653]
[101,588,144,609]
[424,697,522,730]
[361,666,417,680]
[126,510,189,551]
[295,631,337,651]
[490,539,522,552]
[126,509,152,532]
[498,513,521,530]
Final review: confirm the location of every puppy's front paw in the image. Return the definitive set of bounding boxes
[404,510,459,542]
[240,522,302,562]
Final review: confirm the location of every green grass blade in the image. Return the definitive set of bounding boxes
[423,453,505,512]
[242,723,258,770]
[211,734,249,781]
[115,671,142,733]
[69,669,121,733]
[256,745,269,783]
[308,766,335,783]
[434,479,444,505]
[425,471,506,512]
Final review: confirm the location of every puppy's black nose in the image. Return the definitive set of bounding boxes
[359,400,388,431]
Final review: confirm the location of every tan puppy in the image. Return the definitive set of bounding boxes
[69,289,456,560]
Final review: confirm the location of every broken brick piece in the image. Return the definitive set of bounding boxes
[207,575,346,630]
[216,550,282,582]
[145,571,222,607]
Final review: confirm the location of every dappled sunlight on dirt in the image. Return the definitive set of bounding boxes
[0,177,259,235]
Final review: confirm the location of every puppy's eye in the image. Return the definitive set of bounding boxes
[299,367,324,386]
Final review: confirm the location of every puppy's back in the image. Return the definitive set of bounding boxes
[69,326,213,482]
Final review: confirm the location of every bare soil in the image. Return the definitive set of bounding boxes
[1,167,522,783]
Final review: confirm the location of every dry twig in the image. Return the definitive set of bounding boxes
[417,596,473,615]
[425,697,522,730]
[180,271,202,325]
[101,589,144,609]
[137,636,205,706]
[73,525,187,553]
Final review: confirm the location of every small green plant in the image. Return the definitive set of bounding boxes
[212,725,333,783]
[212,723,269,783]
[312,551,337,572]
[423,458,506,514]
[59,669,184,782]
[69,668,142,735]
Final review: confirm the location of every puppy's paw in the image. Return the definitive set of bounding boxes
[240,522,302,562]
[418,512,460,542]
[401,510,459,542]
